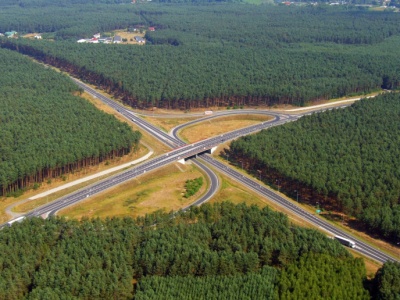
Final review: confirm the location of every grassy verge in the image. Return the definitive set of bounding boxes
[58,163,206,219]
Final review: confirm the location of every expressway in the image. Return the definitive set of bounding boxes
[3,79,398,263]
[4,78,293,220]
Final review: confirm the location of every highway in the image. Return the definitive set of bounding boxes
[3,78,398,264]
[11,78,291,220]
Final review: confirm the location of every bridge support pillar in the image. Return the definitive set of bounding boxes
[178,158,187,165]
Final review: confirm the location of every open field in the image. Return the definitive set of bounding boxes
[58,163,206,219]
[178,115,273,143]
[113,29,146,45]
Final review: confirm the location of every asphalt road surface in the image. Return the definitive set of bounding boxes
[3,78,398,263]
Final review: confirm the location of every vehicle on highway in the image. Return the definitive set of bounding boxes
[7,216,26,227]
[335,236,356,248]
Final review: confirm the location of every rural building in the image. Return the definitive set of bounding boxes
[88,38,99,43]
[5,31,17,38]
[135,36,145,44]
[34,35,42,39]
[93,33,101,39]
[113,35,122,43]
[148,27,155,31]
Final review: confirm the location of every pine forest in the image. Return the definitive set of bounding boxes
[0,48,141,196]
[0,202,391,299]
[227,93,400,241]
[2,4,400,109]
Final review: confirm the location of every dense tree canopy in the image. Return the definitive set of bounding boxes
[2,4,400,109]
[373,262,400,300]
[0,202,375,299]
[0,48,141,196]
[228,93,400,241]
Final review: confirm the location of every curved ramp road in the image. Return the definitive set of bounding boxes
[23,110,287,219]
[2,78,398,264]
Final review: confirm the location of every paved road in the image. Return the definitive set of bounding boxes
[3,79,398,263]
[1,79,292,223]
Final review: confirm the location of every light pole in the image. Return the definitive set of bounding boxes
[276,179,280,193]
[295,190,298,203]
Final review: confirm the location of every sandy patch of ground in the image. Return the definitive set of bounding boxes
[113,29,146,45]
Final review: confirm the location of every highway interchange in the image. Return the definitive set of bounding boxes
[2,78,398,264]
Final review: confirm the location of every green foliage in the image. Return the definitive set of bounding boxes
[0,202,366,299]
[277,253,370,299]
[135,267,278,300]
[372,262,400,300]
[2,4,400,108]
[184,177,203,198]
[228,93,400,240]
[0,48,141,195]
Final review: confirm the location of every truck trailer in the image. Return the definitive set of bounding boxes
[7,216,26,227]
[334,235,356,248]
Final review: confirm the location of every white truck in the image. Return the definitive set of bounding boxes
[334,235,356,248]
[7,216,26,227]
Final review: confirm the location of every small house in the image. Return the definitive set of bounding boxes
[135,36,145,44]
[113,35,122,43]
[5,31,17,38]
[148,27,155,32]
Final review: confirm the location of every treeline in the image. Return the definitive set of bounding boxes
[2,35,400,109]
[227,93,400,241]
[2,4,400,109]
[0,48,141,196]
[0,202,386,299]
